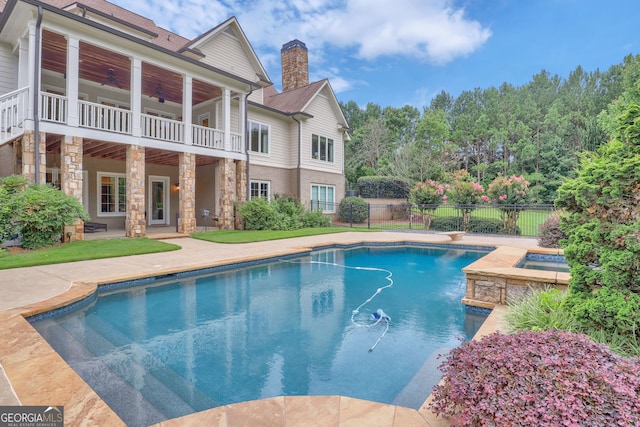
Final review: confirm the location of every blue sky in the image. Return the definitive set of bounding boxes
[111,0,640,109]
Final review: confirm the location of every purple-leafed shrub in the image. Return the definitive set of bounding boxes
[537,215,567,248]
[429,330,640,426]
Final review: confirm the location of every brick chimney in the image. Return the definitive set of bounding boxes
[281,39,308,92]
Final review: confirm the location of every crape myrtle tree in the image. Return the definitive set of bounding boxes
[445,170,487,230]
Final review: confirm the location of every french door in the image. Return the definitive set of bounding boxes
[148,176,169,225]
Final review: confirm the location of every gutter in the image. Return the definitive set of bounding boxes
[291,114,302,200]
[244,86,254,202]
[33,5,43,184]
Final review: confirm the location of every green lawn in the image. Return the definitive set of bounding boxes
[191,227,376,243]
[0,238,180,270]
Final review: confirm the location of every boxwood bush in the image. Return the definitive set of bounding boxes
[338,196,368,223]
[429,216,520,234]
[430,330,640,426]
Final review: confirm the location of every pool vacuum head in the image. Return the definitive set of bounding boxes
[372,308,390,321]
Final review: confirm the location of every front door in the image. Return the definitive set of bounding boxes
[149,176,169,225]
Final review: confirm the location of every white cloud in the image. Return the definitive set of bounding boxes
[115,0,490,64]
[110,0,490,98]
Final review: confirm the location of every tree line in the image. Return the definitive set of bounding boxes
[340,54,640,203]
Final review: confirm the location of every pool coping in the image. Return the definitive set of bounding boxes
[0,235,530,426]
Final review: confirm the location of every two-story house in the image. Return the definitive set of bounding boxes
[0,0,349,238]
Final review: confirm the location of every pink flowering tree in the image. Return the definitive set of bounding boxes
[486,174,531,233]
[409,180,447,230]
[446,170,487,230]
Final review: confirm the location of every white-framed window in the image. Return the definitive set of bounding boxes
[250,180,270,200]
[97,172,126,216]
[249,121,269,154]
[311,184,335,212]
[311,134,334,163]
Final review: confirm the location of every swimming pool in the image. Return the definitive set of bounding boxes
[518,253,569,273]
[31,245,489,427]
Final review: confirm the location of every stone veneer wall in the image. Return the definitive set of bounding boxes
[20,131,46,184]
[178,152,196,233]
[462,247,569,309]
[125,145,146,237]
[235,160,247,229]
[61,135,84,241]
[217,158,235,230]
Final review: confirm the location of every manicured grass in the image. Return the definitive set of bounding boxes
[0,238,180,270]
[191,227,376,243]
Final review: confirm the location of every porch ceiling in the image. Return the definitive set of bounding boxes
[42,30,222,105]
[46,136,217,166]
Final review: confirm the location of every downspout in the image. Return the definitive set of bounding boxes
[33,5,43,184]
[292,114,302,202]
[244,85,255,200]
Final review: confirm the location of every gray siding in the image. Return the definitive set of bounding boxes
[0,43,17,94]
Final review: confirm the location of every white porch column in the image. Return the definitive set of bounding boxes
[17,37,30,88]
[66,36,80,127]
[239,93,246,153]
[26,22,38,123]
[131,58,142,137]
[182,75,192,145]
[223,87,231,151]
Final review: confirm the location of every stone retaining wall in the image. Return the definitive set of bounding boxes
[462,247,569,309]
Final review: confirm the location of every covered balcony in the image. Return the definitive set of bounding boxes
[3,29,246,155]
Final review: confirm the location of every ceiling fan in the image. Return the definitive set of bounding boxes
[103,68,123,89]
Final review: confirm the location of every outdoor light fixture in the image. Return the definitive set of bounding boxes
[156,83,165,103]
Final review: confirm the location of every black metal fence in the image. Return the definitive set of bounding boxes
[312,201,556,237]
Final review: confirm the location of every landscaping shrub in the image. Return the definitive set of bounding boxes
[237,198,278,230]
[356,176,409,199]
[537,215,567,248]
[301,210,331,228]
[272,193,304,229]
[429,330,640,427]
[338,196,368,223]
[0,176,27,242]
[570,286,640,336]
[1,176,88,249]
[239,195,331,230]
[466,217,520,234]
[557,104,640,296]
[429,217,520,234]
[430,216,460,231]
[504,288,578,333]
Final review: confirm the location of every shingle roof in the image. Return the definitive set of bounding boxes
[263,80,326,114]
[39,0,191,51]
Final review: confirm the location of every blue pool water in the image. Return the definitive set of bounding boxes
[518,253,569,273]
[32,245,489,426]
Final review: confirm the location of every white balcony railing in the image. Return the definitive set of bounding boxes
[230,132,243,152]
[0,87,29,144]
[5,90,244,153]
[40,92,67,124]
[192,124,224,149]
[141,114,183,143]
[79,100,132,134]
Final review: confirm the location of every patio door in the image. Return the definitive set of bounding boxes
[148,176,169,225]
